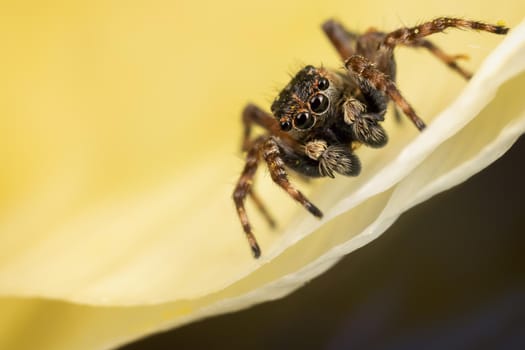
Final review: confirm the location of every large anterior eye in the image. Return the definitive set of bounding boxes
[309,94,329,114]
[293,111,315,130]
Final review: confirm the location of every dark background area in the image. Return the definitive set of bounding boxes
[121,135,525,350]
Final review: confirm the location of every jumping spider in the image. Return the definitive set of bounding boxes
[233,17,509,258]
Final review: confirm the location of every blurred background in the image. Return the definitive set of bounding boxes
[1,0,524,349]
[121,136,525,349]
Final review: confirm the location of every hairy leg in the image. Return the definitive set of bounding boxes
[263,137,323,218]
[408,39,472,80]
[232,136,265,258]
[382,17,508,49]
[241,104,280,151]
[345,55,427,131]
[248,188,276,228]
[322,19,358,60]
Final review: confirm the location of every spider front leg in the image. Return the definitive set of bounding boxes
[233,136,323,258]
[241,103,281,151]
[233,136,266,258]
[345,55,427,131]
[263,137,323,219]
[239,103,284,230]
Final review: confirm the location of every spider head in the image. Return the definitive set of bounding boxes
[271,65,341,136]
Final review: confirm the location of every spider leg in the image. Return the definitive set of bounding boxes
[382,17,508,49]
[248,188,276,228]
[322,19,358,60]
[345,55,427,131]
[233,136,265,258]
[240,103,295,230]
[263,137,323,218]
[241,104,280,151]
[408,39,473,80]
[392,104,403,123]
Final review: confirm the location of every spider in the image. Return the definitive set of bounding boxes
[233,17,509,258]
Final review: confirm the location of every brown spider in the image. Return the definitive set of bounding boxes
[233,17,509,258]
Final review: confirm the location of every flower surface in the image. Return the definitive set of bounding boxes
[1,1,524,349]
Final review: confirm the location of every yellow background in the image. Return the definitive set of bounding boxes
[0,0,523,349]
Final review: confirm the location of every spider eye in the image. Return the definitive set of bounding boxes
[293,111,315,130]
[309,94,329,114]
[318,77,329,90]
[280,120,292,131]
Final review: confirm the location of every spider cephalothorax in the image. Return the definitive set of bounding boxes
[233,17,509,258]
[270,66,344,137]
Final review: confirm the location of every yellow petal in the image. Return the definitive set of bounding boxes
[1,1,525,349]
